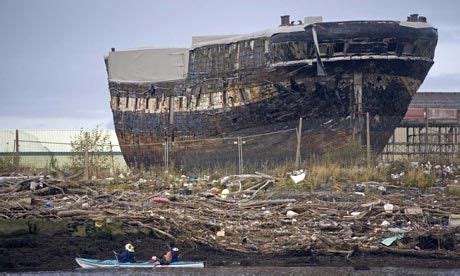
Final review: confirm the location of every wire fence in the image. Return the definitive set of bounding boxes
[1,118,458,175]
[113,117,372,174]
[0,130,126,171]
[0,123,367,174]
[382,124,460,162]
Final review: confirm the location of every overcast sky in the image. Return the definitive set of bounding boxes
[1,0,459,130]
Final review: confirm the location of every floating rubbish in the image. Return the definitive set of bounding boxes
[29,181,41,190]
[135,178,147,185]
[384,203,394,213]
[391,172,405,180]
[388,227,411,233]
[150,196,170,204]
[355,183,366,193]
[290,170,305,184]
[404,207,423,215]
[95,221,103,228]
[44,201,54,209]
[221,188,230,199]
[381,220,390,227]
[216,230,225,237]
[351,211,361,217]
[286,210,299,218]
[381,233,404,246]
[449,214,460,227]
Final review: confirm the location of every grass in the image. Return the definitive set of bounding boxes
[0,155,16,172]
[2,138,444,191]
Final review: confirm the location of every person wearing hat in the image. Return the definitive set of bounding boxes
[160,242,179,265]
[118,243,135,263]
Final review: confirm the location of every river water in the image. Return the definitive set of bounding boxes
[6,267,460,276]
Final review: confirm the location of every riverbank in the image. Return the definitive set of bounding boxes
[1,219,460,272]
[1,167,459,271]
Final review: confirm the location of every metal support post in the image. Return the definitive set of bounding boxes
[234,137,245,174]
[353,72,363,143]
[425,107,429,159]
[109,142,115,175]
[366,112,371,167]
[164,138,169,173]
[14,129,19,168]
[295,117,303,169]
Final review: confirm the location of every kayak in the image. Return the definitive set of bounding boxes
[75,257,205,268]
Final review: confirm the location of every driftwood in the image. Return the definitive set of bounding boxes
[128,220,175,240]
[250,180,274,199]
[220,173,273,185]
[239,199,296,207]
[0,172,459,257]
[56,210,97,217]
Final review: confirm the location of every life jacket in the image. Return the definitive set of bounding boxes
[119,250,134,263]
[169,247,179,262]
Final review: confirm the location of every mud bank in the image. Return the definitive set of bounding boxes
[1,219,459,272]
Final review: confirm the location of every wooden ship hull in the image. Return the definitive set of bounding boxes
[106,15,438,170]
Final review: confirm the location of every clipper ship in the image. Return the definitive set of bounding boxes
[105,14,437,169]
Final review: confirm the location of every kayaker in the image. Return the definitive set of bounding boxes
[148,256,160,264]
[160,242,179,265]
[118,243,135,263]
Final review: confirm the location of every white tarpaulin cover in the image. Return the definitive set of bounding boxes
[191,35,240,47]
[107,48,189,82]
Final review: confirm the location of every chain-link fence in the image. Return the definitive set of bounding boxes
[0,130,127,172]
[0,118,375,175]
[115,116,375,174]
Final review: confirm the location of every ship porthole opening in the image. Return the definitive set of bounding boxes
[387,41,397,52]
[334,42,345,54]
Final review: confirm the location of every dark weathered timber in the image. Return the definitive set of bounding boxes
[106,19,438,170]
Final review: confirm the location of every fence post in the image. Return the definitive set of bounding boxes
[456,115,459,159]
[109,142,115,176]
[14,129,20,169]
[164,138,169,173]
[295,117,303,169]
[366,112,371,168]
[425,107,429,159]
[238,137,242,175]
[83,148,89,181]
[234,137,244,175]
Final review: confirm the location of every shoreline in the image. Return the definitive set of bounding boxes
[1,216,459,272]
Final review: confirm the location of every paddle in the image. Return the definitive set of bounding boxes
[113,251,119,264]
